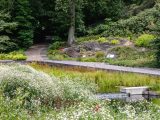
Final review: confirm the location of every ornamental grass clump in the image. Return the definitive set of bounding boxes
[0,64,93,109]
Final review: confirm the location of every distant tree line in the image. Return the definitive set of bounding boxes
[0,0,157,48]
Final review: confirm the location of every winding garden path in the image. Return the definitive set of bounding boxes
[25,44,49,61]
[24,44,160,76]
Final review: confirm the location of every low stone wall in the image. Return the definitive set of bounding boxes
[0,60,160,76]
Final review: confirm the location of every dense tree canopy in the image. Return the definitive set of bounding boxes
[0,0,158,50]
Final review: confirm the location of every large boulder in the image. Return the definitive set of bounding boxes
[63,47,80,58]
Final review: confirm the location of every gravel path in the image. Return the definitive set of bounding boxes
[25,44,49,61]
[25,44,160,76]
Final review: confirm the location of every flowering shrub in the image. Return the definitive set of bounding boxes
[0,64,93,109]
[41,101,160,120]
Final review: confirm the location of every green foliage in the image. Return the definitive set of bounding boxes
[95,51,105,58]
[108,47,139,59]
[77,35,100,43]
[0,0,14,12]
[153,37,160,65]
[89,4,160,37]
[52,36,63,42]
[0,94,31,119]
[79,57,97,62]
[1,0,157,47]
[48,50,71,60]
[0,12,18,53]
[12,0,34,48]
[0,36,18,53]
[49,41,65,50]
[84,0,128,25]
[54,0,85,37]
[106,58,157,68]
[0,51,27,60]
[87,24,108,35]
[135,34,156,47]
[97,37,108,43]
[152,99,160,106]
[152,15,160,65]
[106,46,156,67]
[110,39,120,45]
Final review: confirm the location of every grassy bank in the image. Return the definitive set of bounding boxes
[30,63,160,93]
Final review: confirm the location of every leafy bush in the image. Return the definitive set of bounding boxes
[151,6,160,66]
[106,46,156,67]
[110,39,120,45]
[16,30,33,48]
[87,24,108,35]
[77,36,109,44]
[0,94,31,119]
[135,34,156,47]
[77,35,100,43]
[88,4,160,37]
[79,57,97,62]
[95,51,105,58]
[153,37,160,66]
[52,36,63,42]
[48,50,72,61]
[0,36,18,53]
[49,42,65,50]
[0,51,27,60]
[97,37,109,43]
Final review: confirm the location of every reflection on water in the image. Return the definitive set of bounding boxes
[96,93,160,102]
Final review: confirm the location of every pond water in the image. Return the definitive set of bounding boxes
[96,93,160,102]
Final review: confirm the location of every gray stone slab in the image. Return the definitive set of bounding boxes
[120,86,149,95]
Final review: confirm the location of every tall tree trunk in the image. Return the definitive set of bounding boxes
[67,0,75,46]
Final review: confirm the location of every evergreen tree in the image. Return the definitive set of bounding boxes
[12,0,34,48]
[155,38,160,66]
[153,14,160,66]
[0,12,18,52]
